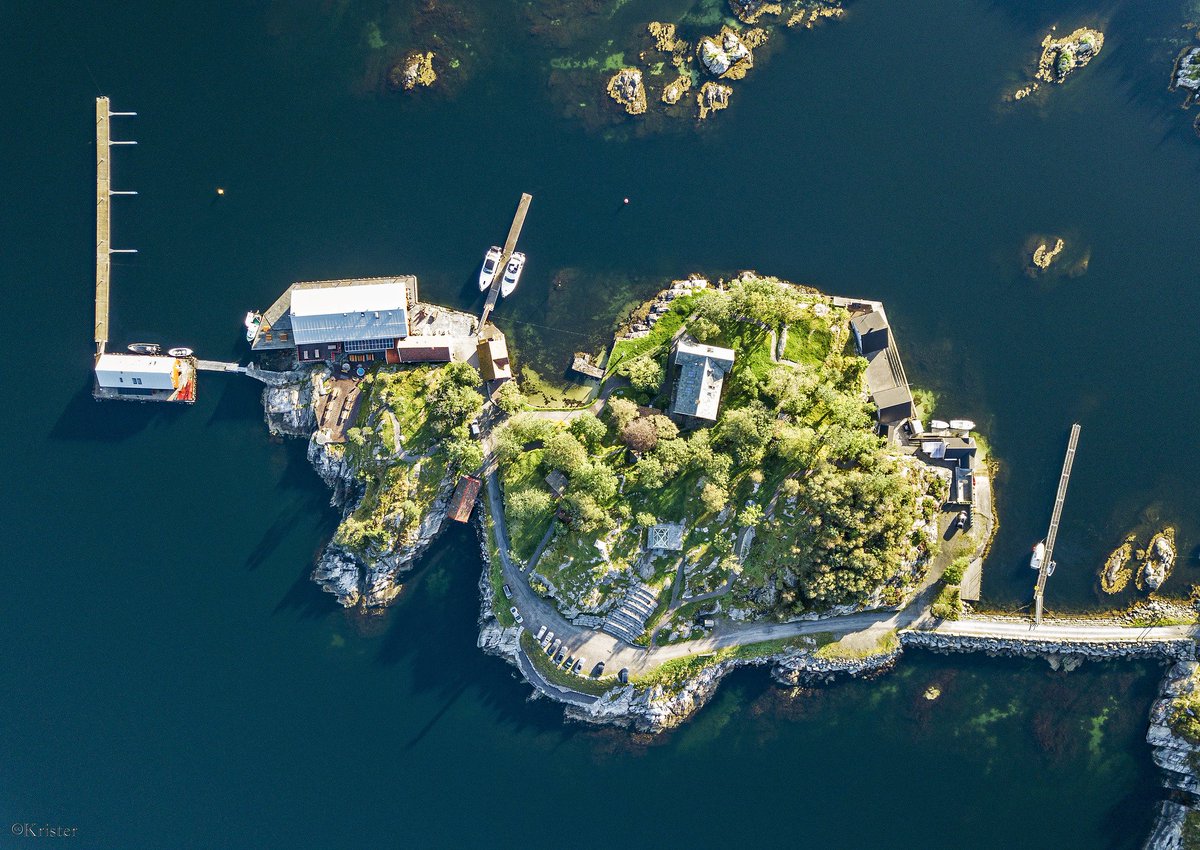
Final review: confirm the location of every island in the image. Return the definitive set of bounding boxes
[1013,26,1104,100]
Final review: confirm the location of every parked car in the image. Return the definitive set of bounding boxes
[562,655,574,670]
[593,661,605,677]
[502,583,513,599]
[955,511,968,530]
[572,659,584,675]
[554,652,565,665]
[618,668,629,684]
[509,606,523,625]
[535,625,547,641]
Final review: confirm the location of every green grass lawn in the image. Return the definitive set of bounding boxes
[783,316,834,366]
[606,292,706,374]
[500,448,556,561]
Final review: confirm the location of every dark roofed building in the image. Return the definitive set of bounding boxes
[545,470,568,499]
[448,475,482,523]
[669,337,735,421]
[477,332,512,383]
[851,308,914,425]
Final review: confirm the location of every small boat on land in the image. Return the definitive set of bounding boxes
[501,251,525,298]
[167,347,194,358]
[244,311,261,343]
[930,419,950,431]
[1030,540,1046,571]
[479,246,502,292]
[127,342,161,355]
[949,419,976,432]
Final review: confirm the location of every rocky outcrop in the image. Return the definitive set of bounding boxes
[263,367,320,437]
[1172,47,1200,107]
[661,75,691,105]
[698,26,754,80]
[1142,531,1178,592]
[388,51,437,92]
[1014,27,1104,100]
[262,367,455,610]
[607,68,648,115]
[1031,237,1065,272]
[697,82,733,120]
[1144,662,1200,849]
[1101,536,1135,594]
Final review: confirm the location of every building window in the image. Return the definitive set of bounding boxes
[132,377,143,385]
[279,332,288,341]
[265,332,273,341]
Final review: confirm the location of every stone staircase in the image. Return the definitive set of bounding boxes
[601,583,659,644]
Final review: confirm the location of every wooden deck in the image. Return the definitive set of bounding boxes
[95,97,110,352]
[479,192,532,334]
[1034,423,1082,624]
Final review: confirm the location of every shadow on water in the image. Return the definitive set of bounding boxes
[206,372,265,425]
[49,379,189,442]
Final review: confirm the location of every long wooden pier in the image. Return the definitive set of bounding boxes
[95,98,111,353]
[1033,422,1082,625]
[95,97,137,355]
[478,192,532,334]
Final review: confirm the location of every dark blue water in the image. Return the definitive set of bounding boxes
[2,0,1195,845]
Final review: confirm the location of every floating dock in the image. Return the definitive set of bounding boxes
[478,193,532,334]
[1033,423,1081,624]
[95,98,111,352]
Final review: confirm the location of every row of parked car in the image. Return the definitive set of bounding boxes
[531,624,604,678]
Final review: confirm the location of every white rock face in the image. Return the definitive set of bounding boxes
[262,368,321,436]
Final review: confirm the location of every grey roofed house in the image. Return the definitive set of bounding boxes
[252,275,416,352]
[290,279,409,346]
[670,337,736,421]
[648,522,685,551]
[851,307,913,424]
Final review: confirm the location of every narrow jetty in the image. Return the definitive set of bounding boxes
[478,193,532,334]
[95,98,111,353]
[1033,423,1082,624]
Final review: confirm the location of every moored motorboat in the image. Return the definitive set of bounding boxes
[479,246,502,292]
[167,347,194,358]
[500,251,525,298]
[127,342,161,355]
[244,311,261,343]
[1030,540,1046,570]
[930,419,950,430]
[949,419,976,431]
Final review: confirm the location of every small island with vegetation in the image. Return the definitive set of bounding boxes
[1013,26,1104,100]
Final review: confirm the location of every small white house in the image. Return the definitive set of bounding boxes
[94,353,181,390]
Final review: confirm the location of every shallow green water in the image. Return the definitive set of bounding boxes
[2,0,1197,845]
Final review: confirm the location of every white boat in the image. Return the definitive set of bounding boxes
[479,246,502,292]
[930,419,950,431]
[1030,540,1046,571]
[500,251,525,298]
[1046,560,1056,577]
[127,342,160,355]
[244,311,261,343]
[949,419,976,432]
[167,347,194,358]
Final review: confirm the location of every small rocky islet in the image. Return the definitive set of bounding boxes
[1170,39,1200,137]
[1013,26,1104,100]
[1100,526,1178,594]
[600,0,845,124]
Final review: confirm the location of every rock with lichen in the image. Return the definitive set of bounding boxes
[698,26,754,80]
[648,21,680,53]
[1031,237,1065,272]
[1140,529,1178,592]
[661,75,692,105]
[697,81,733,119]
[388,50,437,91]
[787,1,845,28]
[1100,535,1135,594]
[1171,47,1200,107]
[607,67,648,115]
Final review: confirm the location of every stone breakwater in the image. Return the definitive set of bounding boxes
[900,631,1195,662]
[1144,661,1200,850]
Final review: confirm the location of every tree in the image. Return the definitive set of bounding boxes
[607,397,639,430]
[493,381,524,415]
[508,486,551,522]
[429,363,483,428]
[636,511,657,528]
[688,316,720,342]
[714,403,773,467]
[543,430,588,477]
[740,503,764,527]
[653,437,692,478]
[701,482,728,514]
[621,417,658,453]
[779,477,800,499]
[574,463,618,502]
[566,492,609,534]
[619,354,663,393]
[569,413,606,451]
[648,414,679,441]
[446,435,483,473]
[699,450,733,488]
[633,456,664,490]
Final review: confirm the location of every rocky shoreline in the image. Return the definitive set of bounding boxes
[1145,661,1200,849]
[262,366,455,610]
